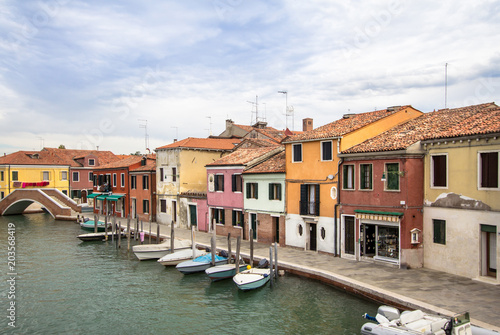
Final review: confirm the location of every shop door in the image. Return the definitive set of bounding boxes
[361,224,376,257]
[274,216,280,243]
[250,213,257,240]
[345,216,355,255]
[309,223,317,251]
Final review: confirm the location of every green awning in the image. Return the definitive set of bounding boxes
[106,194,125,201]
[96,195,108,200]
[87,193,100,199]
[354,209,403,216]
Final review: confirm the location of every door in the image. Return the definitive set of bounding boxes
[309,223,317,251]
[189,205,197,227]
[487,232,497,277]
[361,224,376,257]
[345,216,355,255]
[250,213,257,240]
[274,216,280,243]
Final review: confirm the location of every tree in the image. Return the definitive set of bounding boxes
[58,144,66,149]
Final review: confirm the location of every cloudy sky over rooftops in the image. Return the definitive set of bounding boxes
[1,0,498,155]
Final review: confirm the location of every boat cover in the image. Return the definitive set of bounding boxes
[194,254,227,263]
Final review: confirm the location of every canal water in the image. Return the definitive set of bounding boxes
[0,213,378,334]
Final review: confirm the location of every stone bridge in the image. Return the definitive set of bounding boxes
[0,189,83,220]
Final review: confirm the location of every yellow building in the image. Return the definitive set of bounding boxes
[155,138,240,229]
[422,103,500,283]
[283,106,423,254]
[0,150,71,199]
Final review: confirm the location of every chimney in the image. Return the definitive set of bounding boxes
[303,118,313,131]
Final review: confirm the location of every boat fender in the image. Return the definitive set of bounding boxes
[263,273,268,278]
[362,313,378,322]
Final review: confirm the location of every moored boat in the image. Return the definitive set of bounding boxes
[77,231,126,241]
[79,219,110,232]
[233,259,271,291]
[205,262,248,281]
[133,239,192,261]
[360,305,474,335]
[157,248,208,266]
[176,253,228,274]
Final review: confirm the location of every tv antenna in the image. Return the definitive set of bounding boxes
[444,63,448,108]
[206,116,213,136]
[247,95,260,125]
[138,119,149,152]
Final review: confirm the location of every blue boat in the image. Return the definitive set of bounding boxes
[79,219,110,232]
[176,253,228,274]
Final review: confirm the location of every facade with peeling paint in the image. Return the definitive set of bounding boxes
[423,134,500,283]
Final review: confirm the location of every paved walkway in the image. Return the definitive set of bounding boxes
[123,221,500,332]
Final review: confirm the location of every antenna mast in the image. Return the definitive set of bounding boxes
[445,63,448,108]
[247,95,259,124]
[138,119,149,152]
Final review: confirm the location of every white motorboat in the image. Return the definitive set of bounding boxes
[233,267,271,291]
[360,305,474,335]
[157,248,208,266]
[205,261,248,281]
[132,239,191,261]
[176,253,228,274]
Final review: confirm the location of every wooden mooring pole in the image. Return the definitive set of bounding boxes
[148,220,152,244]
[127,215,131,251]
[94,214,98,234]
[104,215,108,241]
[117,220,121,248]
[156,222,160,244]
[210,236,216,266]
[235,236,241,274]
[170,221,175,253]
[274,242,278,279]
[227,233,231,264]
[249,228,254,266]
[269,246,274,288]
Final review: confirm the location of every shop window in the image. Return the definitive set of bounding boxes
[431,154,447,188]
[292,143,302,162]
[359,164,372,190]
[480,151,499,189]
[433,219,446,245]
[343,165,354,190]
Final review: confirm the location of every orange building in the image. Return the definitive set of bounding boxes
[283,106,422,254]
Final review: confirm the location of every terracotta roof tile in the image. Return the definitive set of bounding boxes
[343,102,499,154]
[207,147,279,167]
[243,150,286,174]
[285,106,412,142]
[97,154,155,169]
[156,137,240,150]
[0,150,69,165]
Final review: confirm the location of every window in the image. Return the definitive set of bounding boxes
[300,184,320,216]
[480,152,499,188]
[43,171,50,181]
[359,164,372,190]
[232,210,243,227]
[143,199,149,214]
[431,154,447,188]
[269,183,282,200]
[88,159,95,166]
[61,171,68,181]
[232,174,243,192]
[321,141,333,161]
[343,165,354,190]
[121,173,125,187]
[0,171,3,181]
[131,175,137,189]
[433,219,446,245]
[72,172,79,182]
[12,171,18,181]
[113,173,117,187]
[143,175,149,190]
[246,183,258,199]
[89,172,93,182]
[93,174,97,186]
[292,143,302,162]
[0,191,4,199]
[159,168,164,182]
[385,163,400,191]
[189,204,197,226]
[212,208,225,225]
[160,199,167,213]
[215,174,224,192]
[172,167,177,182]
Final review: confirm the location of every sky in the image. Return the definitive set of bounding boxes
[1,0,499,155]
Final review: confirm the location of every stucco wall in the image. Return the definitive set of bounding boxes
[285,213,335,253]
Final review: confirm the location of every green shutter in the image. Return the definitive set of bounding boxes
[255,183,258,199]
[246,183,251,198]
[277,184,282,200]
[269,183,273,200]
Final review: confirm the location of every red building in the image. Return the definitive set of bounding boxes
[338,116,427,269]
[129,158,156,222]
[90,155,156,218]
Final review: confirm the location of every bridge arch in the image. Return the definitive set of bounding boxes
[0,189,80,219]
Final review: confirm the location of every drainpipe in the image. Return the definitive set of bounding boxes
[334,158,343,257]
[8,164,11,194]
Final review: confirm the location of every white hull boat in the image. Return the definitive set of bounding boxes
[361,306,475,335]
[233,267,271,291]
[133,239,191,261]
[205,263,248,281]
[176,254,228,274]
[157,248,208,266]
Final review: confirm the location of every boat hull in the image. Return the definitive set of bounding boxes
[133,239,192,260]
[205,263,248,281]
[77,232,126,241]
[233,268,271,291]
[157,249,207,266]
[80,220,109,232]
[176,255,228,274]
